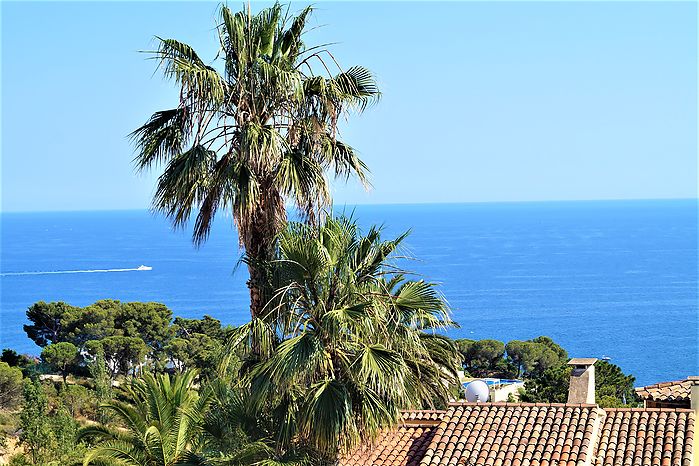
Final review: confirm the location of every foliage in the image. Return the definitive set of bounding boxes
[1,349,31,369]
[80,370,210,466]
[87,347,113,424]
[133,2,380,319]
[0,362,24,409]
[455,339,511,377]
[86,336,148,378]
[16,379,82,465]
[61,300,117,346]
[166,316,230,378]
[24,300,177,377]
[18,379,52,463]
[173,315,228,341]
[595,360,639,407]
[41,342,78,384]
[505,337,568,378]
[60,384,95,418]
[115,301,175,363]
[518,364,570,403]
[24,302,77,348]
[231,216,461,459]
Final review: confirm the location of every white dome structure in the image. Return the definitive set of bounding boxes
[464,380,490,403]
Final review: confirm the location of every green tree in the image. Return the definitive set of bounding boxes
[165,335,222,377]
[595,361,639,407]
[233,216,460,459]
[505,340,535,377]
[15,380,83,466]
[116,301,174,362]
[519,364,570,403]
[166,316,229,377]
[456,339,508,377]
[60,384,93,418]
[173,315,228,341]
[61,300,117,346]
[23,301,76,347]
[18,379,52,464]
[86,336,148,377]
[0,362,24,409]
[132,3,380,319]
[1,349,31,369]
[80,371,209,466]
[41,342,78,384]
[87,347,113,424]
[506,337,568,378]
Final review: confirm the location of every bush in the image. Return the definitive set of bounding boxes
[0,362,24,410]
[60,384,95,419]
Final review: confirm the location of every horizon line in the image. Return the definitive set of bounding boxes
[1,196,697,215]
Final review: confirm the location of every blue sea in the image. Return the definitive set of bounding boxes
[1,200,697,386]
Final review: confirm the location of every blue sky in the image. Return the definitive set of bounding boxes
[1,1,697,212]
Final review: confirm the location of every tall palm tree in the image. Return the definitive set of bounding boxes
[80,371,209,466]
[132,3,379,318]
[230,216,461,460]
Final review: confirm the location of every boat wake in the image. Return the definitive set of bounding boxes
[0,265,153,277]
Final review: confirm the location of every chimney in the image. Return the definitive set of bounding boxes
[567,358,598,404]
[689,376,699,411]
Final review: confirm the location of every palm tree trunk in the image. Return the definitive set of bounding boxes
[243,196,284,320]
[247,262,268,319]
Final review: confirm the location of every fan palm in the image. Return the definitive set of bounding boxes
[132,3,379,318]
[80,370,210,466]
[230,216,461,459]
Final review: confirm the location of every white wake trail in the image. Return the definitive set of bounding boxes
[0,266,152,277]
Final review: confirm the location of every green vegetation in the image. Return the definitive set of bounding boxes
[456,336,568,379]
[80,371,208,466]
[41,343,78,384]
[15,379,83,465]
[0,363,23,409]
[132,2,379,320]
[21,299,229,379]
[235,217,460,456]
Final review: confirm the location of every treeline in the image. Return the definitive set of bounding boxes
[455,336,639,407]
[456,336,568,379]
[21,300,229,379]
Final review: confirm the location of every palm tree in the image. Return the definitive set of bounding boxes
[132,3,379,319]
[80,370,209,466]
[230,216,461,460]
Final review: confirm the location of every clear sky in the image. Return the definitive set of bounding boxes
[1,1,697,212]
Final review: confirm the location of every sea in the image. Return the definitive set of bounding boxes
[1,199,697,386]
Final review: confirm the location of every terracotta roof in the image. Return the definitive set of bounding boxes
[338,411,444,466]
[402,410,446,423]
[636,380,692,402]
[596,408,695,466]
[420,403,602,466]
[341,403,696,466]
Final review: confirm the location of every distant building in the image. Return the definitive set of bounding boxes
[340,359,698,466]
[636,377,695,409]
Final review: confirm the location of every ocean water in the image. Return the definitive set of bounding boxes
[1,200,696,386]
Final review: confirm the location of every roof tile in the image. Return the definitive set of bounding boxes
[595,409,694,466]
[635,380,692,402]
